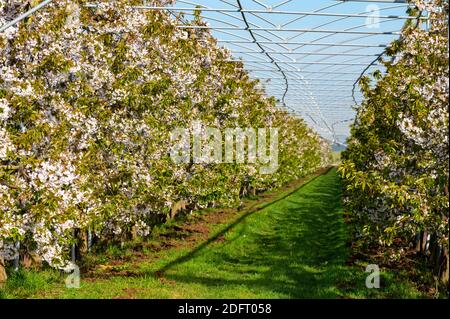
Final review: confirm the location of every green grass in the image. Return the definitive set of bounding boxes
[0,169,425,299]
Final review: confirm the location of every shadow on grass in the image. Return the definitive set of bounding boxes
[154,169,369,298]
[1,168,423,298]
[154,169,331,276]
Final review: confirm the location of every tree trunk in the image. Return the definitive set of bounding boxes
[430,235,440,274]
[76,230,89,255]
[414,233,420,252]
[170,200,188,220]
[131,226,138,241]
[22,252,42,270]
[439,248,449,284]
[415,232,423,254]
[421,231,429,254]
[0,256,7,286]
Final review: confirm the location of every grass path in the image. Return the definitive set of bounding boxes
[1,168,423,298]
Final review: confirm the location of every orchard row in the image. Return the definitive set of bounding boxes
[0,0,331,269]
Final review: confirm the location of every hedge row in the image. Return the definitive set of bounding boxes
[339,0,448,282]
[0,0,331,268]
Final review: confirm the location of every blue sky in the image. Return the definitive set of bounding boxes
[167,0,411,144]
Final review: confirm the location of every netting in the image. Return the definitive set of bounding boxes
[0,0,427,144]
[147,0,422,145]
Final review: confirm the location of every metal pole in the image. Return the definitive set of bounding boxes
[176,25,401,35]
[139,6,422,20]
[71,229,76,263]
[13,241,20,271]
[0,0,53,33]
[88,227,93,252]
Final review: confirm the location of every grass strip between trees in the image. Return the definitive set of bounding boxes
[0,168,425,299]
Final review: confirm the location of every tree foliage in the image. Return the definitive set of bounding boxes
[0,0,331,267]
[339,0,448,261]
